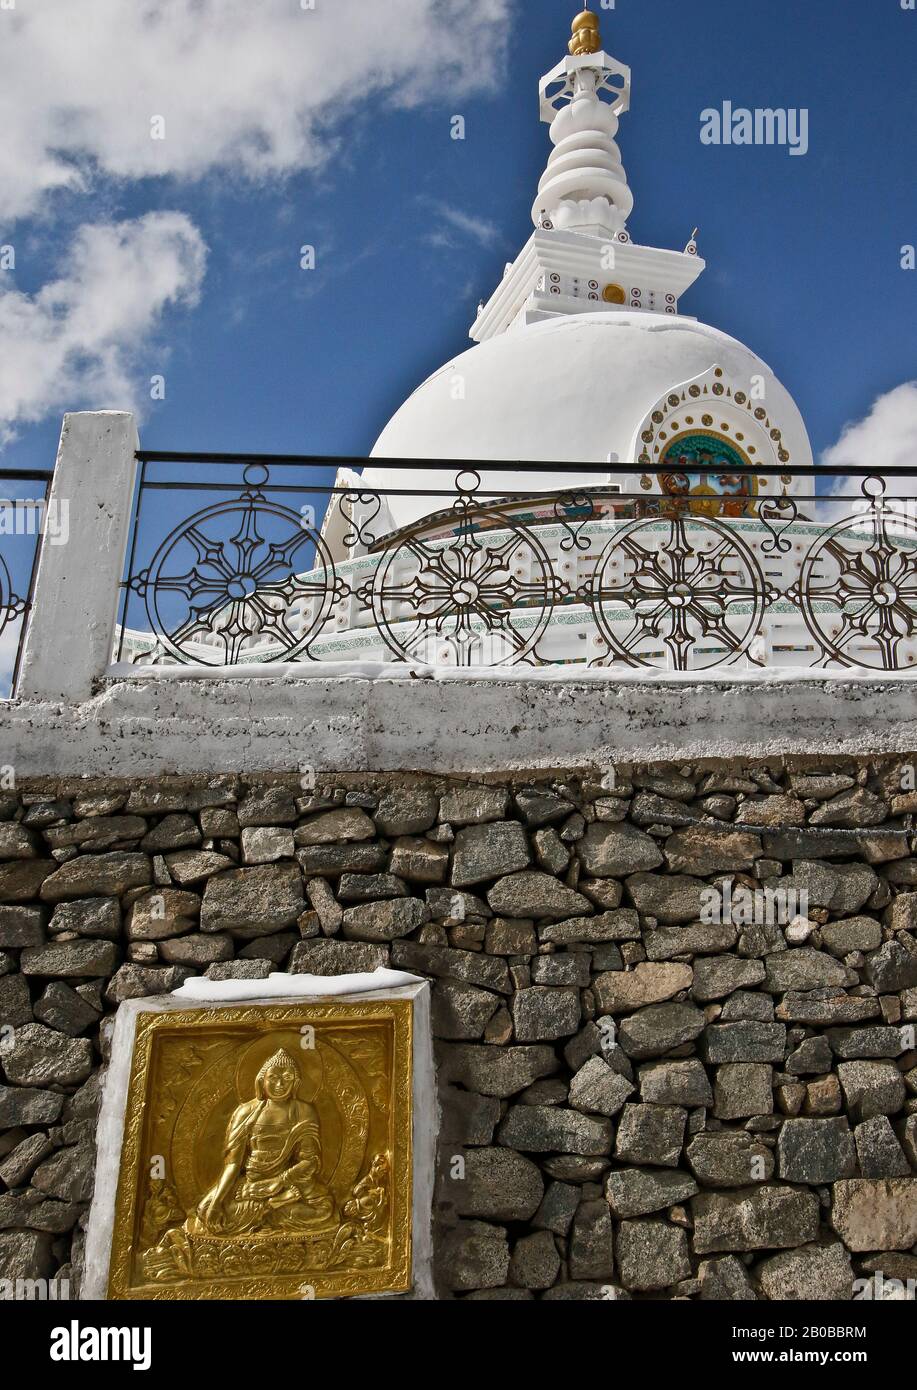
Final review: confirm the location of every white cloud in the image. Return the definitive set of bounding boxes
[0,0,512,224]
[0,1,511,444]
[0,213,207,443]
[430,201,501,247]
[822,381,917,475]
[821,382,917,514]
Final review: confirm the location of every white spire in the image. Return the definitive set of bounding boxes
[470,8,705,343]
[532,8,633,237]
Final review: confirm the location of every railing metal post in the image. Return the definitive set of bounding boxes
[16,411,138,702]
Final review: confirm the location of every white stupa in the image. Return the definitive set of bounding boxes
[309,7,846,672]
[351,16,811,530]
[352,5,813,533]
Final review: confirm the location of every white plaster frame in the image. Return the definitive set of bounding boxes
[82,973,435,1301]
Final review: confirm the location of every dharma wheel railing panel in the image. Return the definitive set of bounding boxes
[114,455,917,675]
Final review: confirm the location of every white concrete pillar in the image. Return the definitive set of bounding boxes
[17,412,138,702]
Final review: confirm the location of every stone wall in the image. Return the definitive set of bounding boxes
[0,759,916,1300]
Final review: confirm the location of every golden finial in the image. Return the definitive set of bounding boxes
[569,6,602,57]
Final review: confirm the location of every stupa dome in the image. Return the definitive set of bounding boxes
[366,311,812,533]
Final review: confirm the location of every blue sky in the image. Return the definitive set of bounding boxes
[1,0,916,482]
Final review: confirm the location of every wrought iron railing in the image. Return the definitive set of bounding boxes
[114,454,917,675]
[0,469,54,697]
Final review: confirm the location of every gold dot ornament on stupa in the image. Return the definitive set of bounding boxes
[569,7,602,56]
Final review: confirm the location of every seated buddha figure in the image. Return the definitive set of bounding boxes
[188,1047,337,1237]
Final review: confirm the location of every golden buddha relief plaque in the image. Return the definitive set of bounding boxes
[106,999,413,1300]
